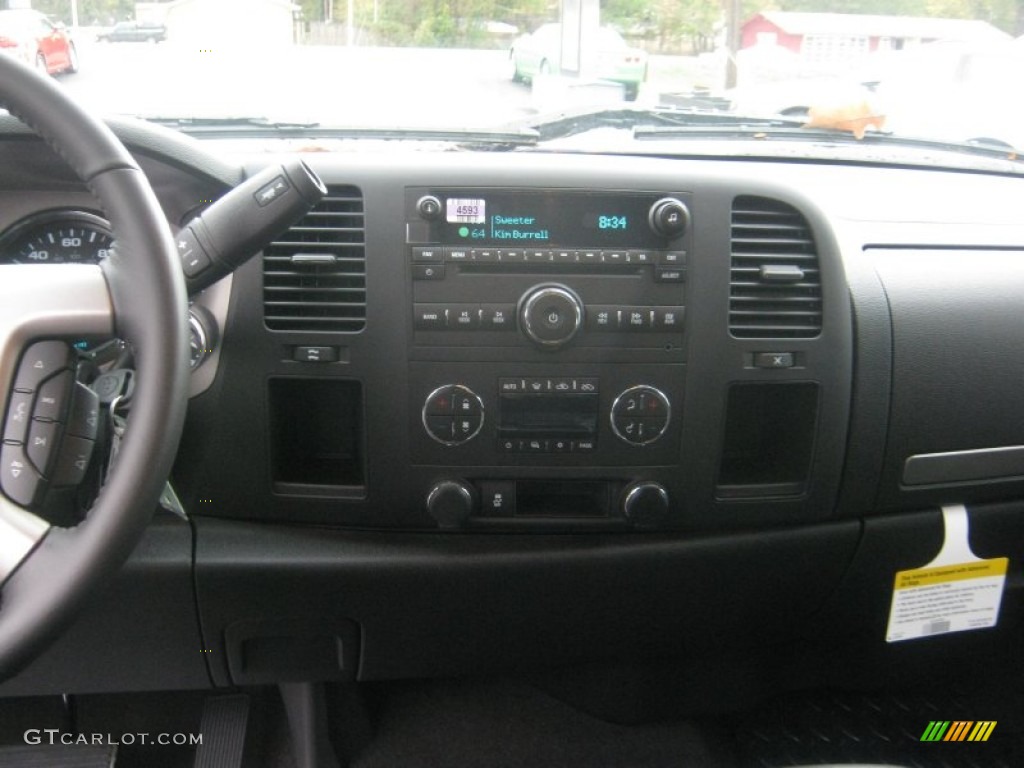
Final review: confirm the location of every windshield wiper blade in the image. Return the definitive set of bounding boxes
[140,115,539,147]
[633,124,1022,160]
[519,106,805,142]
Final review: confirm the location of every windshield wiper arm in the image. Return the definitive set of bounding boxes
[519,106,805,142]
[140,115,539,147]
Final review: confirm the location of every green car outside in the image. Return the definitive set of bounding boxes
[509,23,648,101]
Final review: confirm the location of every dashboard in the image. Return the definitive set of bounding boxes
[2,114,1024,705]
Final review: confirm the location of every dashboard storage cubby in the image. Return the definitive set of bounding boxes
[268,378,365,493]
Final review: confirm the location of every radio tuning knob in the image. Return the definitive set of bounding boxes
[426,479,476,529]
[519,284,584,349]
[416,195,443,221]
[648,197,690,238]
[622,481,670,529]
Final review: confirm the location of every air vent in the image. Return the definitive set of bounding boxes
[729,196,822,339]
[263,186,366,332]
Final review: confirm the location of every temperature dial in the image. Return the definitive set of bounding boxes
[422,384,484,445]
[611,385,671,445]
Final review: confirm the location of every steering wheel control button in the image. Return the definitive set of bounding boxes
[1,443,45,507]
[34,370,73,422]
[66,382,101,440]
[519,285,584,348]
[51,435,95,487]
[26,419,61,476]
[648,198,691,238]
[3,391,34,443]
[423,385,484,446]
[611,386,671,446]
[14,341,71,392]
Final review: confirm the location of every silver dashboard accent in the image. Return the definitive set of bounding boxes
[0,498,49,586]
[421,384,485,446]
[188,273,231,399]
[610,385,671,446]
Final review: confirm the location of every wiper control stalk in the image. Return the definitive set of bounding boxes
[177,159,327,294]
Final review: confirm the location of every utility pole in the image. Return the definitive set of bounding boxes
[725,0,741,89]
[69,0,79,28]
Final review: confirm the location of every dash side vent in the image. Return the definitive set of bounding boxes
[729,196,822,339]
[263,186,366,332]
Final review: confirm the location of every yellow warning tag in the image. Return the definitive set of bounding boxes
[886,506,1008,643]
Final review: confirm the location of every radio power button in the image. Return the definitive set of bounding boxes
[519,284,584,349]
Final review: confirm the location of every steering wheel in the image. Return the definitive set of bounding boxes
[0,56,189,679]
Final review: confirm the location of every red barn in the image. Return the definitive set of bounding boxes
[742,12,1009,69]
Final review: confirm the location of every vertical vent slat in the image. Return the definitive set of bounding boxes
[729,196,822,339]
[263,186,366,332]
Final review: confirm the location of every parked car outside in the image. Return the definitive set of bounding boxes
[508,23,647,100]
[0,9,77,75]
[96,21,167,43]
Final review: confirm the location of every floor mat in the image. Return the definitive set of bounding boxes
[732,688,1024,768]
[351,676,736,768]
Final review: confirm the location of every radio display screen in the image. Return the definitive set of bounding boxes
[426,190,669,249]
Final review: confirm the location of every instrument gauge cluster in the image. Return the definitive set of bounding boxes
[0,210,113,265]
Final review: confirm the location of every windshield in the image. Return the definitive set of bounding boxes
[4,1,1023,156]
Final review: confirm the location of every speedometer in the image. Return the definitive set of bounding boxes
[0,210,113,265]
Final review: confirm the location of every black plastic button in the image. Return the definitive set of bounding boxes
[66,382,101,440]
[453,411,482,439]
[3,391,34,443]
[412,264,445,280]
[413,304,448,330]
[574,438,596,452]
[178,228,212,278]
[498,437,519,452]
[479,481,516,516]
[754,352,795,369]
[450,306,480,329]
[525,250,551,263]
[499,250,524,263]
[14,341,70,393]
[472,249,497,263]
[660,251,687,265]
[424,389,454,416]
[293,346,338,363]
[34,371,72,422]
[27,419,61,476]
[481,304,516,331]
[622,307,652,330]
[1,442,45,506]
[523,438,548,453]
[425,415,455,442]
[628,250,652,264]
[411,246,444,262]
[498,378,522,394]
[553,249,576,263]
[446,248,470,262]
[576,378,599,394]
[254,175,289,207]
[655,267,686,283]
[550,438,572,453]
[603,250,627,264]
[654,306,685,331]
[587,306,617,331]
[51,435,94,487]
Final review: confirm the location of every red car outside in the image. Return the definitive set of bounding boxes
[0,9,78,75]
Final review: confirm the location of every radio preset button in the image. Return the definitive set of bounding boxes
[481,304,516,330]
[451,307,481,329]
[525,250,551,263]
[499,249,524,263]
[472,249,498,263]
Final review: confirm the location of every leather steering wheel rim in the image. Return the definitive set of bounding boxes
[0,56,190,679]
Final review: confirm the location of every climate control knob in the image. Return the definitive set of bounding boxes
[611,385,670,445]
[422,384,484,445]
[621,481,670,529]
[427,480,476,529]
[648,197,690,238]
[519,284,584,349]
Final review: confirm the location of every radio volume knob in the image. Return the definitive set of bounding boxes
[649,198,690,238]
[519,284,584,349]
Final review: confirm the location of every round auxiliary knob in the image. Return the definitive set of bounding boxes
[519,284,584,349]
[427,480,476,529]
[622,481,670,529]
[648,197,690,238]
[416,194,443,220]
